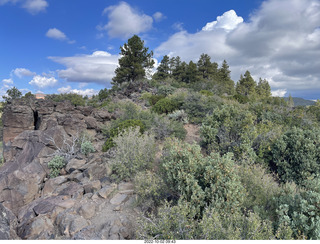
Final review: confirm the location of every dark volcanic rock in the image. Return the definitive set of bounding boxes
[0,203,20,240]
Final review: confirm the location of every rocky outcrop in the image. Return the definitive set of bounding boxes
[0,98,138,240]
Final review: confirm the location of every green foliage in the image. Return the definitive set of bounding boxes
[161,138,245,217]
[98,88,109,101]
[199,90,214,97]
[151,98,179,114]
[271,127,320,185]
[201,104,257,159]
[153,55,171,80]
[112,35,155,85]
[256,78,271,99]
[2,87,22,103]
[110,127,156,181]
[80,141,95,156]
[236,71,257,98]
[46,93,86,106]
[134,170,167,211]
[167,109,189,124]
[157,85,176,96]
[274,177,320,239]
[148,94,165,106]
[151,116,186,141]
[102,119,146,152]
[48,155,65,178]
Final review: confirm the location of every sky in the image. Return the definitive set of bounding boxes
[0,0,319,100]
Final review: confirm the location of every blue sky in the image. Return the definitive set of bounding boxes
[0,0,319,100]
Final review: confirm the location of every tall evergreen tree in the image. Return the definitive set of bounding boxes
[236,70,257,97]
[112,35,154,85]
[185,61,198,83]
[197,53,214,79]
[154,55,171,80]
[218,60,235,95]
[256,78,271,98]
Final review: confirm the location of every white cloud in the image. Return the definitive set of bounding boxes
[100,1,153,39]
[13,68,36,78]
[2,78,13,85]
[57,85,98,97]
[49,51,119,85]
[202,10,243,32]
[153,12,165,22]
[156,0,320,95]
[29,75,58,88]
[46,28,75,43]
[22,0,48,14]
[272,89,287,97]
[0,0,48,14]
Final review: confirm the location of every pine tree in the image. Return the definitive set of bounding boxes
[112,35,154,85]
[218,60,235,95]
[154,55,170,80]
[197,53,216,80]
[185,61,198,83]
[256,78,271,99]
[236,70,257,97]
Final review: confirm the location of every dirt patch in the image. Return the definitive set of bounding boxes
[184,124,201,145]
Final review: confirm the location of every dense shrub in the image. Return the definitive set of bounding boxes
[200,104,257,159]
[151,116,186,141]
[199,90,214,97]
[157,85,176,96]
[274,177,320,239]
[151,98,180,114]
[46,93,86,106]
[161,138,245,216]
[271,127,320,185]
[102,119,146,152]
[48,155,65,178]
[148,94,165,106]
[134,170,167,212]
[110,127,156,181]
[167,109,189,124]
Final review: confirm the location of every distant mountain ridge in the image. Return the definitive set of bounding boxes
[283,97,316,106]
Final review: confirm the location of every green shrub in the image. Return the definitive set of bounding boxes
[151,116,186,141]
[151,98,179,114]
[161,138,245,216]
[274,177,320,239]
[110,127,156,181]
[200,104,257,160]
[148,94,165,106]
[271,127,320,185]
[46,93,86,106]
[157,85,176,96]
[200,90,214,97]
[134,170,167,211]
[81,140,95,156]
[102,119,146,152]
[167,109,189,124]
[48,155,65,178]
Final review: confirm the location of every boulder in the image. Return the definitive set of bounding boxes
[0,203,20,240]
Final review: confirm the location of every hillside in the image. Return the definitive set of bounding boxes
[283,97,316,106]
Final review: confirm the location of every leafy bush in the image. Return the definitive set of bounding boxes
[199,90,214,97]
[271,127,320,185]
[102,119,146,152]
[157,85,176,96]
[46,93,86,106]
[161,138,245,216]
[167,109,189,124]
[274,177,320,239]
[110,127,156,181]
[200,104,257,159]
[148,94,165,106]
[151,116,186,141]
[151,98,180,114]
[48,155,65,178]
[134,170,167,211]
[81,140,95,156]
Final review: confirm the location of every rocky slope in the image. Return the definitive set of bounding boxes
[0,98,139,240]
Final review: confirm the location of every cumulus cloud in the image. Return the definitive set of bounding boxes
[156,0,320,97]
[13,68,36,78]
[46,28,75,43]
[0,0,48,14]
[29,75,58,88]
[272,89,287,97]
[153,11,165,22]
[2,78,13,85]
[49,51,119,85]
[57,85,98,97]
[99,1,153,39]
[202,10,243,32]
